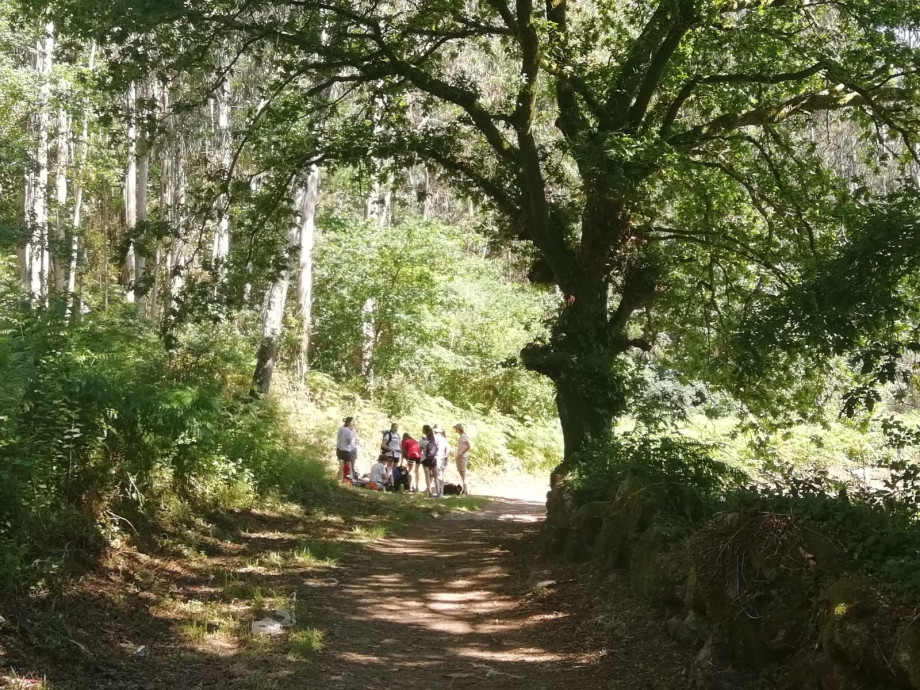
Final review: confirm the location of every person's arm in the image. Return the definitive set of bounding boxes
[457,437,470,456]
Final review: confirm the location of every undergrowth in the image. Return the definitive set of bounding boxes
[566,425,920,596]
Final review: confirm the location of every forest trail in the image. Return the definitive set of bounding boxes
[291,494,694,690]
[1,488,697,690]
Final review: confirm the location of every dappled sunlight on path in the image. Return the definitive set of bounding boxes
[296,495,603,689]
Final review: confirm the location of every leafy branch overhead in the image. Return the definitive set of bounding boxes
[27,0,920,456]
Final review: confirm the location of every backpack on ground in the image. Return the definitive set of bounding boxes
[443,482,462,495]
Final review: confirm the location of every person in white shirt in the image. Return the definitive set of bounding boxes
[453,423,471,495]
[432,424,450,497]
[336,417,358,480]
[368,456,390,489]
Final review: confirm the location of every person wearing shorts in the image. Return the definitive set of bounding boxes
[336,417,358,480]
[381,423,401,474]
[401,432,422,491]
[453,423,470,495]
[433,424,450,497]
[420,425,438,496]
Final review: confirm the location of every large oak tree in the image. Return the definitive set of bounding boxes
[42,0,920,464]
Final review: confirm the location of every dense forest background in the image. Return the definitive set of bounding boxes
[1,0,920,613]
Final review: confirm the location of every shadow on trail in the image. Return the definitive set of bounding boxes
[293,496,598,689]
[0,496,618,690]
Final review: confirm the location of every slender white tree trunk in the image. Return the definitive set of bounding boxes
[123,81,137,303]
[136,122,149,317]
[68,43,95,316]
[211,66,232,276]
[295,165,319,379]
[364,92,391,226]
[361,297,376,382]
[22,22,55,302]
[252,224,296,396]
[53,106,69,294]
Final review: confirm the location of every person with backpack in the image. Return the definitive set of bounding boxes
[336,417,359,481]
[401,432,422,492]
[453,423,471,495]
[380,423,401,465]
[421,425,439,496]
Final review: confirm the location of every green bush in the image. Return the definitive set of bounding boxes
[0,302,328,593]
[567,432,748,515]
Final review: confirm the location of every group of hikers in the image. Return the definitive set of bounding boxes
[335,417,471,497]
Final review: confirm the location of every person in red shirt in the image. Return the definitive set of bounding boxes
[401,432,422,492]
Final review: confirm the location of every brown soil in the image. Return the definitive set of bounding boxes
[0,494,698,689]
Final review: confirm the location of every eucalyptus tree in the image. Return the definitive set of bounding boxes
[21,20,54,302]
[38,0,920,463]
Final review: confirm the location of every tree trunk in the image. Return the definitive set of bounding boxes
[53,106,69,295]
[22,22,55,302]
[135,114,149,318]
[522,207,652,471]
[251,225,297,396]
[68,43,95,317]
[211,64,232,276]
[363,92,390,226]
[295,165,319,379]
[522,289,625,469]
[123,82,137,303]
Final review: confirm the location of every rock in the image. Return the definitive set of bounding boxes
[819,576,910,687]
[628,521,689,608]
[596,475,665,567]
[791,651,893,690]
[667,610,711,647]
[894,618,920,688]
[568,500,609,560]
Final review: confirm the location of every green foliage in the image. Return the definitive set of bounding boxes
[567,432,747,514]
[726,191,920,419]
[307,213,555,421]
[0,298,328,593]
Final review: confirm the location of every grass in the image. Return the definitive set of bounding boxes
[351,524,390,542]
[287,628,325,658]
[286,544,341,567]
[181,620,209,643]
[1,674,50,689]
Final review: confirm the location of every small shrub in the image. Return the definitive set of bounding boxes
[287,628,324,658]
[568,432,747,517]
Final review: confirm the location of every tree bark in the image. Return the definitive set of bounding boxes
[522,205,653,468]
[135,96,149,318]
[53,106,69,295]
[123,82,137,303]
[68,43,95,318]
[251,225,297,396]
[211,63,232,277]
[363,92,390,226]
[22,22,55,303]
[295,165,319,379]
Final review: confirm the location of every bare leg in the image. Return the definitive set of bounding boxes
[458,468,466,495]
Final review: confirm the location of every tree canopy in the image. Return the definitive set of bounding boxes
[9,0,920,464]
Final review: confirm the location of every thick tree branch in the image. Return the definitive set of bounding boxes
[604,0,687,130]
[628,1,696,130]
[659,63,825,136]
[545,0,589,144]
[648,225,793,285]
[420,146,522,218]
[668,86,912,145]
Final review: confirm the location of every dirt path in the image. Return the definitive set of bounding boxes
[1,491,697,689]
[293,496,693,689]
